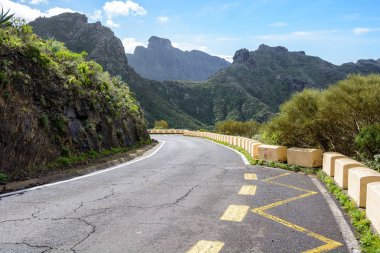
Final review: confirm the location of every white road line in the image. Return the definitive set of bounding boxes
[311,177,360,253]
[0,141,166,198]
[205,139,249,165]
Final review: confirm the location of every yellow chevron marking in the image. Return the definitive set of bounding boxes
[186,240,224,253]
[244,173,257,180]
[252,172,342,253]
[220,205,250,222]
[238,185,257,195]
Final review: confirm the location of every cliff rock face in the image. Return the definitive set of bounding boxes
[0,24,149,181]
[30,13,131,78]
[127,36,230,81]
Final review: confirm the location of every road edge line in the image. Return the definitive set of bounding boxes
[310,177,360,253]
[0,141,166,198]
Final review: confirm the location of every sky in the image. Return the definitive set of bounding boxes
[1,0,380,64]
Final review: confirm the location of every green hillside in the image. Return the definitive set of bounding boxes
[0,22,150,181]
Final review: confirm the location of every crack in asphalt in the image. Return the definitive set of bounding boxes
[69,218,96,253]
[1,241,53,253]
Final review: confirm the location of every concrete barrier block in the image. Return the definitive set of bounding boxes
[258,144,287,162]
[323,152,346,176]
[334,158,364,189]
[348,168,380,207]
[367,182,380,234]
[233,137,238,146]
[287,148,323,168]
[250,143,262,158]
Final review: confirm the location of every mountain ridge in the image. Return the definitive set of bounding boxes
[30,12,380,129]
[127,36,230,81]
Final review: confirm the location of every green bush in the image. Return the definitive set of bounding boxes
[263,74,380,155]
[0,172,8,183]
[215,120,260,138]
[355,124,380,158]
[154,120,169,129]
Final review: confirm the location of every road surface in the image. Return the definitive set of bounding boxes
[0,135,357,252]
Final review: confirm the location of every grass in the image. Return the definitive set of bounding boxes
[0,172,7,184]
[207,138,380,252]
[46,140,153,171]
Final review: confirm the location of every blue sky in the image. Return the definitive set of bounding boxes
[2,0,380,64]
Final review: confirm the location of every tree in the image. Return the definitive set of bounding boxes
[0,8,14,28]
[154,120,169,129]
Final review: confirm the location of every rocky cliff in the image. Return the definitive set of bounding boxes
[0,24,150,181]
[127,36,230,81]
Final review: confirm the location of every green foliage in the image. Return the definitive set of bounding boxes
[154,120,169,129]
[215,120,261,138]
[263,74,380,155]
[39,115,49,129]
[0,71,9,89]
[0,172,8,183]
[61,146,71,157]
[355,124,380,159]
[318,171,380,253]
[0,8,14,28]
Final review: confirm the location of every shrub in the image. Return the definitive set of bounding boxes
[355,124,380,159]
[263,74,380,155]
[215,120,260,138]
[39,115,49,129]
[154,120,169,129]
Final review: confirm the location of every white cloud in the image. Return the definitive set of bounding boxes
[157,15,169,23]
[103,0,147,18]
[352,27,380,35]
[0,0,76,21]
[269,22,287,27]
[122,37,146,53]
[106,19,120,28]
[216,55,233,63]
[89,10,102,22]
[43,7,76,17]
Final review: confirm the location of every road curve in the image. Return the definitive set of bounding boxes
[0,135,354,252]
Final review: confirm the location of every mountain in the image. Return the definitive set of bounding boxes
[0,23,150,181]
[30,13,380,129]
[30,13,208,129]
[126,36,230,81]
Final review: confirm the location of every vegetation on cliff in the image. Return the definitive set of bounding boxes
[0,21,150,181]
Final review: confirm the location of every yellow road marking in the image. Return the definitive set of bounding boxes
[238,185,257,195]
[262,172,290,182]
[251,172,342,253]
[244,173,257,180]
[186,240,224,253]
[220,205,250,222]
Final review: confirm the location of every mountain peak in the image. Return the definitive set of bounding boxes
[148,36,172,49]
[36,12,87,24]
[233,48,256,67]
[257,44,289,53]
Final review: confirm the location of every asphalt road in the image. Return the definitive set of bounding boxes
[0,135,356,253]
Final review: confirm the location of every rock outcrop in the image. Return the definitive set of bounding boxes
[127,36,230,81]
[0,24,150,181]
